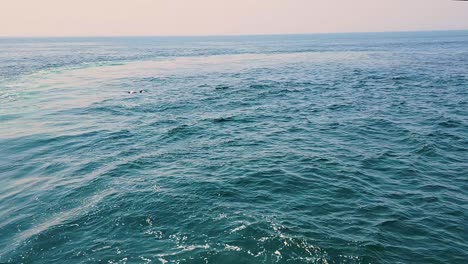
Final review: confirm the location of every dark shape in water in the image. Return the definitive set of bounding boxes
[127,89,144,94]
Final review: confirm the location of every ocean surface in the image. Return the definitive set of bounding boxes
[0,31,467,264]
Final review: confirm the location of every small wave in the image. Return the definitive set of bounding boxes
[215,85,231,90]
[230,224,247,234]
[224,244,242,251]
[211,116,235,123]
[414,143,438,156]
[250,83,275,89]
[438,118,462,128]
[165,124,191,137]
[0,113,20,122]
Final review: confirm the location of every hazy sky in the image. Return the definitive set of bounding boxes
[1,0,468,36]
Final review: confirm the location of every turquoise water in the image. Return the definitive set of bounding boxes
[0,32,467,263]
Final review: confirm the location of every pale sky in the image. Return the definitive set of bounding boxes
[1,0,468,36]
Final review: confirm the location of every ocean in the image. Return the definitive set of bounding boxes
[0,31,467,263]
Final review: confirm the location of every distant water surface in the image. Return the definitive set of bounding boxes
[0,31,467,263]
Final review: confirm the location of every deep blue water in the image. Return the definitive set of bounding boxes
[0,31,467,264]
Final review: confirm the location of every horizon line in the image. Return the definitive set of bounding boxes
[1,28,468,39]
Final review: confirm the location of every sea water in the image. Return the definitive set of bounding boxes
[0,31,467,263]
